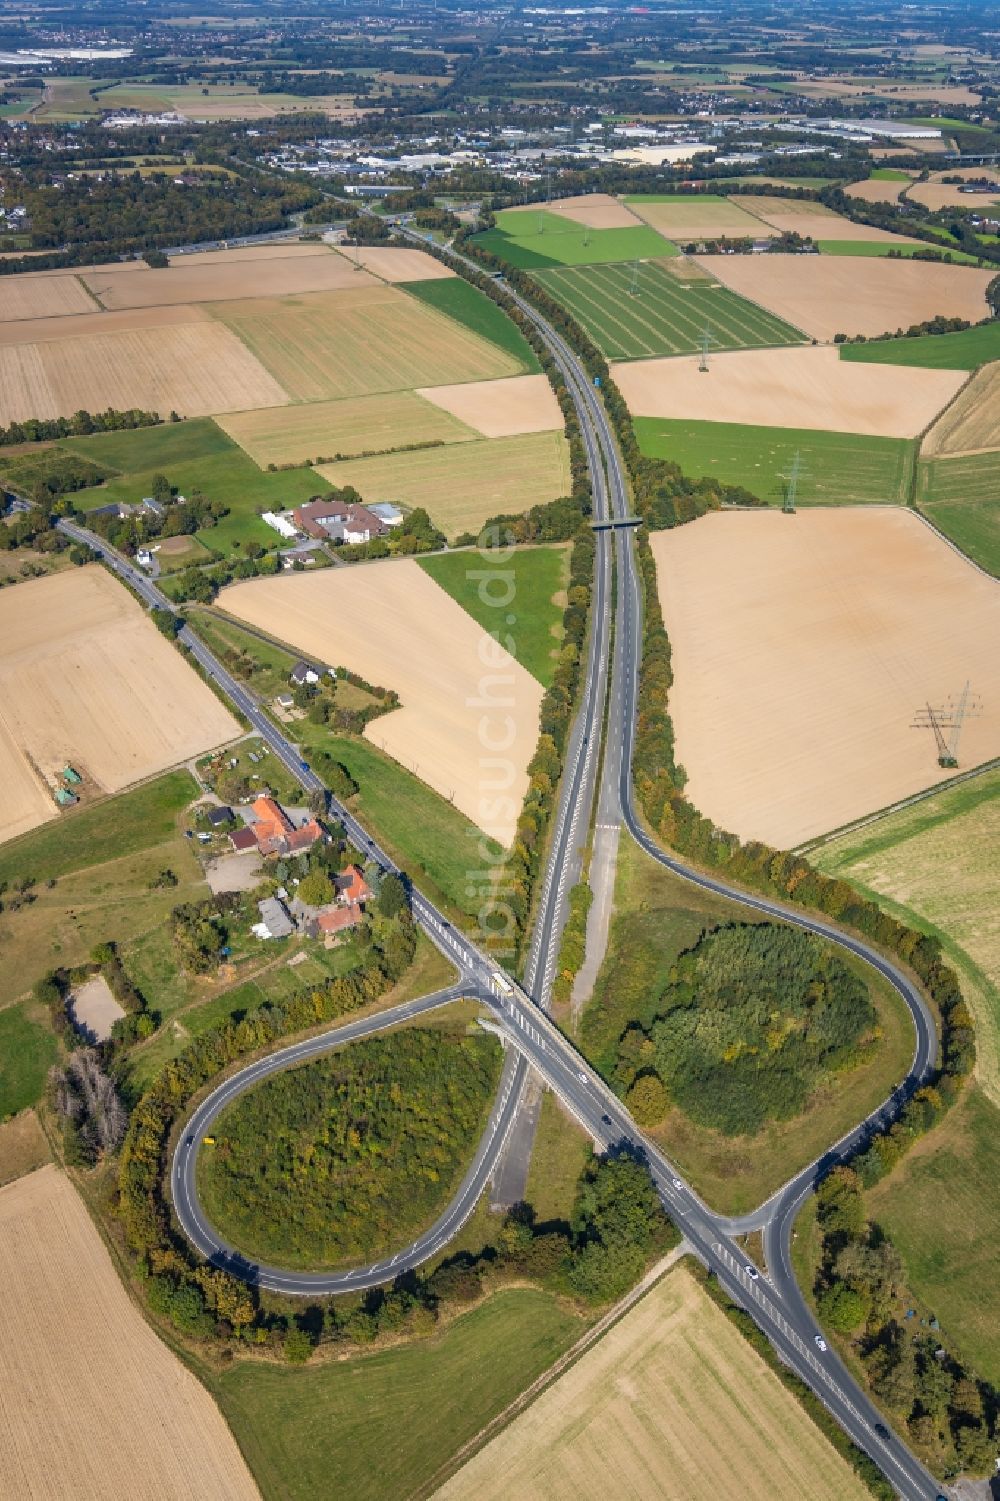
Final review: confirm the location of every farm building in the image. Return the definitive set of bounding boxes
[290,660,321,687]
[292,498,388,545]
[230,796,324,857]
[318,905,363,937]
[254,897,294,940]
[336,864,372,908]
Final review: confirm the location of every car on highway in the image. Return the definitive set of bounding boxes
[744,1265,759,1280]
[578,1071,589,1083]
[814,1335,828,1352]
[874,1424,890,1441]
[672,1178,683,1190]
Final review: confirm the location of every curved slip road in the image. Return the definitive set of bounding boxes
[62,246,946,1497]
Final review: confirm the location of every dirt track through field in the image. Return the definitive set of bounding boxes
[0,567,239,845]
[651,509,1000,848]
[436,1265,868,1501]
[0,319,288,422]
[0,1165,260,1501]
[696,254,996,340]
[613,344,963,437]
[922,362,1000,455]
[417,374,564,436]
[222,561,543,845]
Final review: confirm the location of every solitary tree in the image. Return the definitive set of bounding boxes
[377,872,406,919]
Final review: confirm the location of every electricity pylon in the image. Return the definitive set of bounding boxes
[781,450,803,513]
[912,681,981,768]
[697,325,719,371]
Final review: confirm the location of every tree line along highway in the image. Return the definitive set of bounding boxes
[56,234,945,1500]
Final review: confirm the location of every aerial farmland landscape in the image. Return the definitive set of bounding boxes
[0,2,997,1499]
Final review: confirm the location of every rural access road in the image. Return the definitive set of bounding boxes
[61,258,941,1499]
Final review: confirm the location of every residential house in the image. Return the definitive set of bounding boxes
[290,660,321,687]
[206,805,234,829]
[336,864,373,908]
[292,498,389,545]
[228,796,323,856]
[318,905,363,937]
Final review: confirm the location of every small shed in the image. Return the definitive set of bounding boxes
[256,897,294,940]
[62,765,82,785]
[207,805,234,828]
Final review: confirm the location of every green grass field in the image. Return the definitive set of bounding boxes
[419,545,567,686]
[473,209,676,270]
[813,767,1000,1103]
[582,839,913,1214]
[0,771,207,1012]
[870,168,914,181]
[839,322,1000,370]
[867,1087,1000,1388]
[0,1002,58,1117]
[634,417,916,504]
[69,423,325,555]
[917,453,1000,575]
[402,276,540,371]
[533,259,804,360]
[208,1289,584,1501]
[818,240,986,265]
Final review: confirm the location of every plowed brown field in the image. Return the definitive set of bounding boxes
[436,1266,868,1501]
[650,509,1000,848]
[0,567,239,844]
[696,254,996,340]
[0,1165,260,1501]
[222,560,543,844]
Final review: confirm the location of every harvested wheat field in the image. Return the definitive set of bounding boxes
[217,390,476,466]
[846,177,914,206]
[629,195,774,241]
[0,302,214,348]
[0,272,95,322]
[0,1165,259,1501]
[0,568,238,843]
[436,1265,868,1501]
[343,246,456,281]
[223,561,543,844]
[511,193,642,229]
[613,344,962,437]
[417,374,564,437]
[923,362,1000,455]
[167,242,334,268]
[83,248,372,310]
[318,431,571,538]
[737,196,918,244]
[907,181,1000,212]
[697,254,997,342]
[0,319,287,423]
[650,509,1000,848]
[214,286,521,403]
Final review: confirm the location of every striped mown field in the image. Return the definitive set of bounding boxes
[533,258,804,360]
[918,451,1000,576]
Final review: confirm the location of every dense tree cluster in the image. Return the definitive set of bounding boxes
[615,924,876,1136]
[5,168,318,261]
[0,406,161,449]
[811,1169,999,1475]
[49,1049,127,1165]
[200,1027,503,1268]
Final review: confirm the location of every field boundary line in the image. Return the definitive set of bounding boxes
[916,365,976,459]
[75,272,105,311]
[409,1242,691,1500]
[794,755,1000,855]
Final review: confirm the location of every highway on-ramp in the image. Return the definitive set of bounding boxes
[60,252,944,1498]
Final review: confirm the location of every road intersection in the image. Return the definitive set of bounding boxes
[60,259,944,1497]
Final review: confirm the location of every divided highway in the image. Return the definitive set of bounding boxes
[61,253,944,1497]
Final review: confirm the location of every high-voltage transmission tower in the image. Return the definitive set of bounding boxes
[697,325,719,371]
[912,681,981,768]
[781,450,803,513]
